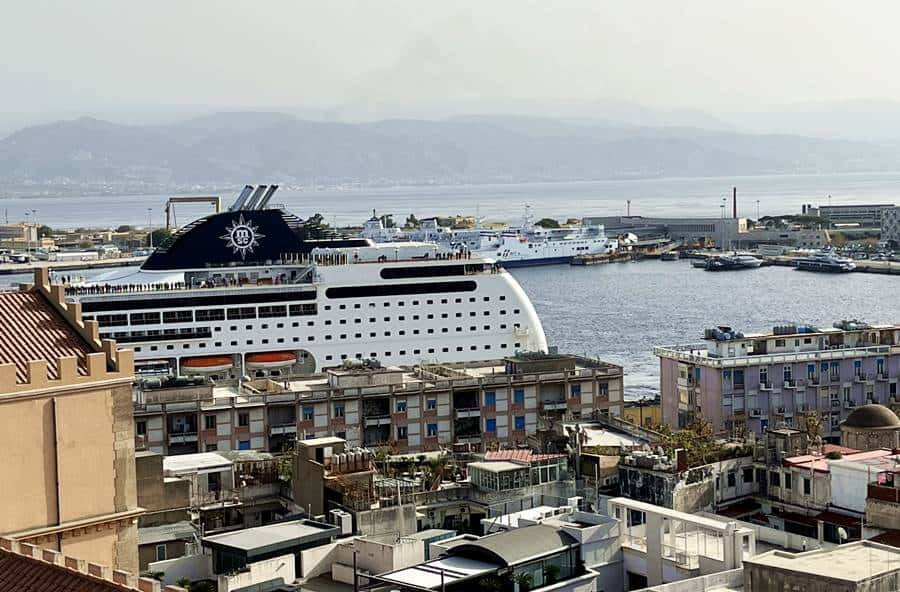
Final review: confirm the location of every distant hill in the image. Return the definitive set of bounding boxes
[1,112,898,190]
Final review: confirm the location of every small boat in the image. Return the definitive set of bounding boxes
[704,254,764,271]
[246,351,297,369]
[795,252,856,273]
[691,259,709,269]
[182,356,234,373]
[660,252,679,261]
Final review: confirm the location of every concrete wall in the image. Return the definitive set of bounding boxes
[139,540,188,572]
[299,541,340,579]
[867,499,900,531]
[355,504,418,537]
[147,553,213,586]
[218,553,295,592]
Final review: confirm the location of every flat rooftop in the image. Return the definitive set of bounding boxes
[203,519,338,554]
[746,541,900,582]
[163,452,232,474]
[468,461,525,473]
[378,556,498,589]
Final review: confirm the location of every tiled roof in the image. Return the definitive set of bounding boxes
[0,291,92,383]
[0,548,128,592]
[484,450,566,464]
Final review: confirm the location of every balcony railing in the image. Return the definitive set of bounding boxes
[868,483,900,503]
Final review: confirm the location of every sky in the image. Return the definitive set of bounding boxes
[2,1,900,127]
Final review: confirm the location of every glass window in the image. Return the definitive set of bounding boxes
[514,416,526,430]
[427,399,437,410]
[427,423,438,437]
[486,418,497,432]
[238,412,249,427]
[513,389,525,405]
[303,406,314,421]
[484,391,496,406]
[334,403,345,417]
[204,415,216,430]
[570,384,581,398]
[396,400,407,412]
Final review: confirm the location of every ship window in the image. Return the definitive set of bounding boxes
[500,310,507,315]
[97,314,128,327]
[428,348,435,354]
[246,325,252,330]
[340,334,347,339]
[457,347,463,351]
[258,305,287,318]
[484,325,490,330]
[325,320,332,325]
[413,300,419,305]
[307,321,314,326]
[398,330,405,336]
[441,313,448,318]
[384,331,391,336]
[369,317,376,322]
[515,342,521,348]
[130,312,161,325]
[340,354,347,359]
[500,324,507,329]
[339,319,346,325]
[369,332,375,337]
[398,316,404,321]
[167,345,174,350]
[354,319,361,324]
[483,297,490,302]
[325,355,333,360]
[215,342,222,347]
[354,304,361,309]
[227,307,256,320]
[246,340,253,345]
[399,350,406,355]
[501,344,508,348]
[469,312,476,317]
[325,335,332,340]
[456,327,462,332]
[470,346,477,351]
[324,305,331,310]
[413,315,420,320]
[325,281,476,299]
[356,353,363,359]
[196,309,225,322]
[277,338,284,343]
[292,322,299,327]
[289,303,317,316]
[384,317,390,322]
[485,344,491,350]
[261,324,269,329]
[413,329,420,335]
[442,347,449,353]
[469,297,476,303]
[198,343,206,348]
[441,328,448,333]
[441,299,448,304]
[427,329,434,334]
[339,305,346,310]
[307,336,314,341]
[81,290,314,313]
[230,326,237,331]
[514,309,520,314]
[380,265,475,279]
[456,313,462,317]
[231,341,237,346]
[455,298,462,303]
[427,314,434,319]
[427,300,434,305]
[414,349,421,354]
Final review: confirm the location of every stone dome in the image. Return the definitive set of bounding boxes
[843,404,900,429]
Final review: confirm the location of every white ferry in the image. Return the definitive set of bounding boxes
[66,186,548,379]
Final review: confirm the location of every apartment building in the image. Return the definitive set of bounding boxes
[134,353,624,456]
[655,321,900,437]
[0,269,140,573]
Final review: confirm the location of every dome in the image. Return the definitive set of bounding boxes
[843,404,900,429]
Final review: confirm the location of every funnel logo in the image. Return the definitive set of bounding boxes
[221,214,264,259]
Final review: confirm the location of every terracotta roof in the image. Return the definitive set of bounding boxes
[784,449,894,474]
[0,291,92,383]
[0,548,129,592]
[484,450,566,464]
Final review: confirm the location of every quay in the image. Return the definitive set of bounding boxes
[0,256,146,275]
[571,239,679,265]
[764,256,900,275]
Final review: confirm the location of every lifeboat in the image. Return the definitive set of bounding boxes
[182,356,234,374]
[246,351,297,370]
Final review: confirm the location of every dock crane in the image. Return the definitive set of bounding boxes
[165,196,222,230]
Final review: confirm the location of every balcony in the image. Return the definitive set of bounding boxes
[855,373,875,384]
[877,372,890,382]
[541,399,568,411]
[760,382,773,391]
[269,422,297,435]
[868,483,900,504]
[844,400,857,410]
[750,409,764,418]
[784,379,803,389]
[454,408,481,419]
[169,430,198,444]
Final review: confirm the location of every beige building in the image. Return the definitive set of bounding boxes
[0,269,141,573]
[135,353,624,456]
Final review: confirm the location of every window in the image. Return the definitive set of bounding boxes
[258,305,287,318]
[397,426,408,439]
[334,403,345,418]
[514,416,526,430]
[136,420,147,436]
[770,471,780,487]
[743,467,753,483]
[204,415,216,430]
[238,412,249,427]
[238,440,251,450]
[784,473,792,490]
[396,400,407,413]
[302,406,314,421]
[486,418,497,432]
[484,391,496,406]
[570,384,582,398]
[196,309,225,322]
[163,310,193,323]
[427,423,438,437]
[599,382,609,397]
[513,389,525,405]
[803,478,811,495]
[155,544,167,562]
[130,312,160,325]
[96,313,128,327]
[727,472,736,487]
[289,303,317,316]
[227,307,256,320]
[427,399,437,410]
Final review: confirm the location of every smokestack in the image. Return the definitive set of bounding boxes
[732,187,737,219]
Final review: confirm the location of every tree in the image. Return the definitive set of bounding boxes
[405,214,420,229]
[535,218,560,229]
[830,231,847,248]
[37,225,53,239]
[146,228,172,247]
[514,572,533,592]
[299,213,336,240]
[176,577,192,590]
[116,224,133,233]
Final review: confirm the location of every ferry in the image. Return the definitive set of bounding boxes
[65,186,548,379]
[795,252,856,273]
[704,254,764,271]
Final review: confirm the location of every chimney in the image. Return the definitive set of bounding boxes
[733,187,737,219]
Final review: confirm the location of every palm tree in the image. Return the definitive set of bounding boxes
[514,572,533,592]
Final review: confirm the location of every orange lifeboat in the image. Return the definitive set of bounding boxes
[246,351,297,370]
[182,356,234,374]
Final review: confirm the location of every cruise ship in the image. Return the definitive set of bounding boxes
[66,186,548,379]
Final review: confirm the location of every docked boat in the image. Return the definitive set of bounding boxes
[795,252,856,273]
[704,254,764,271]
[65,185,549,379]
[660,252,679,261]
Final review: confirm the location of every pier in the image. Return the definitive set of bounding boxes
[763,256,900,275]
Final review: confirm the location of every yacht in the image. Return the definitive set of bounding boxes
[704,254,764,271]
[66,185,548,379]
[795,252,856,273]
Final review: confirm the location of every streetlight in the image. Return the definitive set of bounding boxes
[756,200,760,221]
[147,208,153,248]
[24,211,30,256]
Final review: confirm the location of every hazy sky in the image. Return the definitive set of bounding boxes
[3,0,899,125]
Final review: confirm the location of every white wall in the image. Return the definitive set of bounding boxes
[147,554,213,586]
[217,554,295,592]
[829,462,869,513]
[299,541,340,579]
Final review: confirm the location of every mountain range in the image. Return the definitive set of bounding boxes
[2,111,900,190]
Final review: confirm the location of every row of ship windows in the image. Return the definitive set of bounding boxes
[87,306,521,328]
[129,343,522,359]
[106,323,519,345]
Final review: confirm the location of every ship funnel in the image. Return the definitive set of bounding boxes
[255,185,279,210]
[244,185,268,210]
[228,185,255,211]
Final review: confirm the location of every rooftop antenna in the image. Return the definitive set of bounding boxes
[627,200,631,217]
[228,185,254,211]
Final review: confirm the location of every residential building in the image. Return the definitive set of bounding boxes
[618,448,758,514]
[656,322,900,437]
[135,451,192,571]
[0,268,141,573]
[135,353,624,455]
[622,396,662,429]
[293,436,376,517]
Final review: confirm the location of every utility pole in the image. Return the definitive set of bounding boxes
[147,208,153,248]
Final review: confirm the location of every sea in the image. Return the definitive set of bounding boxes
[2,173,898,398]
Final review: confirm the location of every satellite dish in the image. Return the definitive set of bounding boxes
[837,527,848,542]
